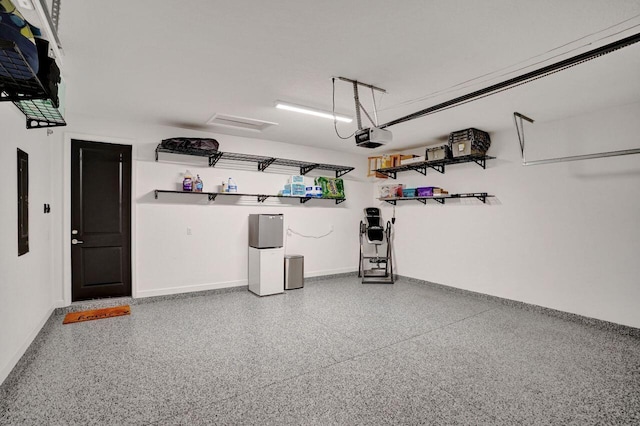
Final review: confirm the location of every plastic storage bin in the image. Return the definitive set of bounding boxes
[402,188,416,197]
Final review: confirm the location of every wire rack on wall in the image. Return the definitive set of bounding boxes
[0,40,66,129]
[156,145,355,178]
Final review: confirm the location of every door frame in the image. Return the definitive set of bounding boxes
[62,132,138,306]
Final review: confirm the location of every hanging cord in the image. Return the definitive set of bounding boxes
[332,78,357,139]
[287,226,334,239]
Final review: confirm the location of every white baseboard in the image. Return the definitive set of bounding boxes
[52,299,66,308]
[305,267,358,278]
[0,305,54,386]
[135,269,356,299]
[136,279,247,298]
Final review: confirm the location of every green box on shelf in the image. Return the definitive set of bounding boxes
[314,177,345,199]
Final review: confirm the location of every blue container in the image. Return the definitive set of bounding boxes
[402,188,416,197]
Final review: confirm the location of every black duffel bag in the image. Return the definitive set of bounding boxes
[161,137,219,151]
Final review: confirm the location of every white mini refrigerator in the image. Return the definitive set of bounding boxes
[248,247,284,296]
[248,214,284,296]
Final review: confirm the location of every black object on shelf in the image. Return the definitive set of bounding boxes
[375,154,493,179]
[155,145,355,178]
[380,193,492,205]
[154,190,346,205]
[0,40,66,129]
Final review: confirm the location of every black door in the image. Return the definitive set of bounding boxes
[71,140,132,301]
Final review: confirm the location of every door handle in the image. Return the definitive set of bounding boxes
[71,239,84,245]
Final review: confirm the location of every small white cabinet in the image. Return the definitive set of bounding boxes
[248,247,284,296]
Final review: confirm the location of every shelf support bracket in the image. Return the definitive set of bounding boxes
[299,197,311,204]
[426,164,444,174]
[208,194,217,201]
[416,199,427,205]
[414,165,429,176]
[300,164,319,175]
[376,170,396,179]
[258,158,277,171]
[473,194,487,203]
[336,199,346,205]
[336,168,354,178]
[434,198,445,205]
[472,157,487,169]
[154,190,158,199]
[209,152,223,167]
[257,195,270,203]
[383,199,397,205]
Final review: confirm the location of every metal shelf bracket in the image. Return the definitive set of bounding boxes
[300,197,311,204]
[336,199,346,205]
[154,190,158,199]
[416,199,427,205]
[425,164,443,174]
[300,164,319,175]
[377,170,397,179]
[336,168,354,178]
[208,194,217,201]
[257,195,270,203]
[434,198,445,205]
[258,158,277,171]
[208,152,223,167]
[384,199,397,205]
[472,157,487,169]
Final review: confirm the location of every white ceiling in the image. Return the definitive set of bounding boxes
[54,0,640,153]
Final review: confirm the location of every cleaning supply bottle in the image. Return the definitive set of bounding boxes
[183,170,193,191]
[221,181,227,192]
[228,177,237,193]
[194,174,203,192]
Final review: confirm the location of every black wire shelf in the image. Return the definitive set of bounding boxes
[154,190,346,205]
[156,145,355,178]
[375,154,494,179]
[379,192,493,205]
[0,39,66,129]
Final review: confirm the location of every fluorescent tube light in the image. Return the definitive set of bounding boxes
[275,101,352,123]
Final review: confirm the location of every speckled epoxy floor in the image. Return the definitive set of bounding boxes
[1,277,639,425]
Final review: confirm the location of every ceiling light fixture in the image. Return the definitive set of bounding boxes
[275,101,352,123]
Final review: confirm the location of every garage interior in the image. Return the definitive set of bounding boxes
[1,1,639,424]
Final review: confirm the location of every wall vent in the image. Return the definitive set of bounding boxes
[206,113,278,132]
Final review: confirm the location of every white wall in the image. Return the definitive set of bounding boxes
[3,100,639,386]
[55,114,372,299]
[384,102,640,328]
[0,107,56,384]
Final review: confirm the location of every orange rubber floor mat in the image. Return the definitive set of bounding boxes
[63,305,131,324]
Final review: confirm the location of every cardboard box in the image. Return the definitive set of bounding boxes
[400,155,425,165]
